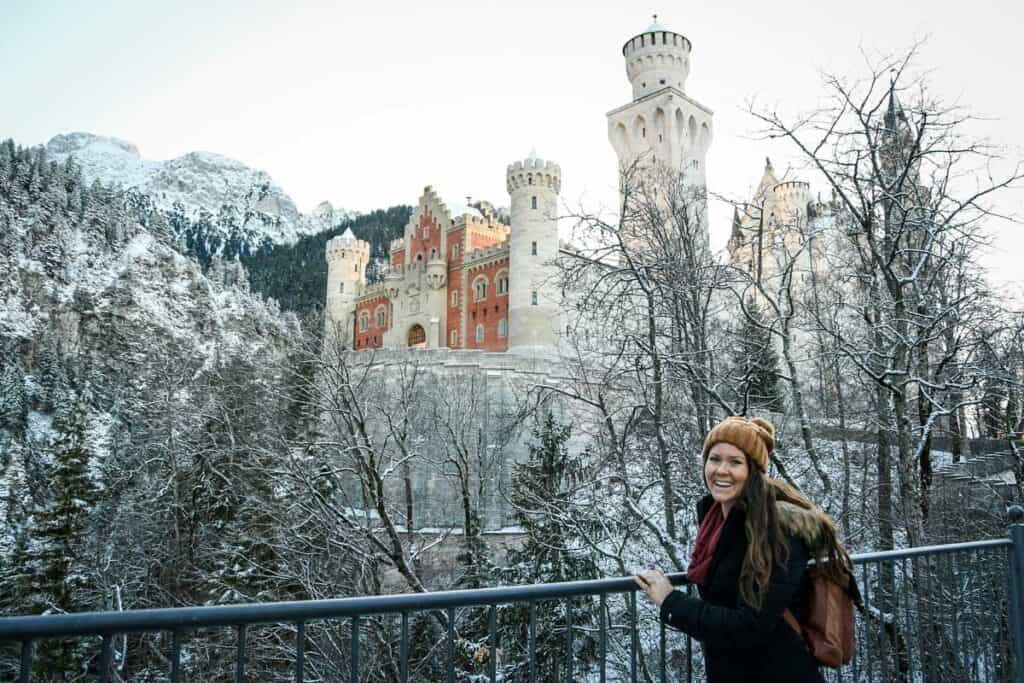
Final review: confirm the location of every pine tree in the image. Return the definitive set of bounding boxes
[23,392,99,678]
[494,414,598,681]
[732,298,783,413]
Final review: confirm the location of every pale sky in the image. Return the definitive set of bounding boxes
[2,0,1021,287]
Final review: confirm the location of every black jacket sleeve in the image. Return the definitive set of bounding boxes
[658,535,808,649]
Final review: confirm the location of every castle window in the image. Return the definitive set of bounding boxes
[416,253,423,262]
[642,127,647,138]
[359,313,369,332]
[450,330,458,346]
[451,290,459,307]
[498,318,507,338]
[475,323,484,343]
[497,271,508,295]
[531,196,537,210]
[531,241,537,256]
[430,248,437,259]
[452,244,460,259]
[528,175,533,185]
[354,262,358,272]
[659,79,665,85]
[531,291,538,306]
[339,282,344,293]
[473,276,488,301]
[375,306,386,328]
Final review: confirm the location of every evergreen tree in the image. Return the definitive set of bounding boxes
[495,414,598,681]
[23,392,99,678]
[731,298,783,413]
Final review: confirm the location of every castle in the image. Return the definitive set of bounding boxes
[324,19,715,352]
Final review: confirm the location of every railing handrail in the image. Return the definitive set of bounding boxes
[0,536,1012,641]
[0,574,690,640]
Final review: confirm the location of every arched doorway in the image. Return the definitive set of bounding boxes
[407,324,427,348]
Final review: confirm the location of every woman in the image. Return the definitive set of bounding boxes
[634,416,851,682]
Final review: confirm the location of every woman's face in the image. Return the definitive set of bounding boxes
[705,442,749,511]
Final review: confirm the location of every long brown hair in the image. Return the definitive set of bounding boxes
[737,465,851,609]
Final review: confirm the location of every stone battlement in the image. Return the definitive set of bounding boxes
[506,158,562,194]
[326,235,370,263]
[775,180,811,192]
[464,243,510,267]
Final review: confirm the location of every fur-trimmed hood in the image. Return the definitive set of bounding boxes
[776,500,831,552]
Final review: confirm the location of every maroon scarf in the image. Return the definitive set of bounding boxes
[686,503,727,586]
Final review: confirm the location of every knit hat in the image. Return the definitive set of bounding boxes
[702,416,775,473]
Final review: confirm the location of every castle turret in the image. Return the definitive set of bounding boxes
[607,18,712,179]
[772,180,812,230]
[622,17,692,101]
[325,228,370,346]
[506,153,561,351]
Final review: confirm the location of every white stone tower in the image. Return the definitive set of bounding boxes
[607,18,713,186]
[506,153,561,351]
[324,228,370,345]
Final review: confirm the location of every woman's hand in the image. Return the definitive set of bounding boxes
[633,569,674,606]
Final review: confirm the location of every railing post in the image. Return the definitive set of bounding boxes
[1009,506,1024,683]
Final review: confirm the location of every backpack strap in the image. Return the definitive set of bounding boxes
[782,608,802,637]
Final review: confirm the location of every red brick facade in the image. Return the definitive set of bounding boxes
[463,256,509,352]
[353,295,390,350]
[408,211,443,264]
[446,227,465,348]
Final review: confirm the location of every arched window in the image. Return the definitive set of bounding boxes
[339,282,344,293]
[475,323,484,343]
[450,330,458,346]
[359,312,369,332]
[496,271,509,295]
[498,318,507,338]
[375,306,386,328]
[473,276,488,301]
[452,244,460,259]
[531,241,537,256]
[430,248,437,260]
[531,291,538,306]
[451,290,459,307]
[531,196,537,210]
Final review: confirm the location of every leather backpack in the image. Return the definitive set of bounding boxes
[783,565,861,668]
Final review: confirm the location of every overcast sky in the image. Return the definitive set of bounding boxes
[2,0,1021,286]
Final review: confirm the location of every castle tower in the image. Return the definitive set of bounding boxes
[324,228,370,346]
[607,18,713,183]
[506,152,561,351]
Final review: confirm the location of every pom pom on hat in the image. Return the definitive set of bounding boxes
[702,416,775,473]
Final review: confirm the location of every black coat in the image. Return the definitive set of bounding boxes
[659,495,824,682]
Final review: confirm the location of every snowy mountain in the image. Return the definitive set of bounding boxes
[45,132,348,250]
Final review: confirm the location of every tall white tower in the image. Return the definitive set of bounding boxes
[607,19,713,187]
[324,228,370,346]
[506,153,561,351]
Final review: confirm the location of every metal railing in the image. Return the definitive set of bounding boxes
[2,531,1022,682]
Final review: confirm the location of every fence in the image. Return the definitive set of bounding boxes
[2,528,1022,681]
